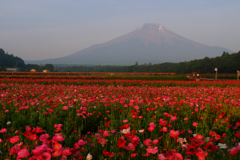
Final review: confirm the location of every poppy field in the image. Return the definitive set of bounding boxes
[1,79,240,159]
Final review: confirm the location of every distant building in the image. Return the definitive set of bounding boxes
[6,68,19,72]
[30,69,37,72]
[43,70,50,73]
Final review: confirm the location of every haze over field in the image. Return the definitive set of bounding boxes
[1,0,240,63]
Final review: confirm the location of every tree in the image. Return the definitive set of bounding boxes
[0,48,26,70]
[44,64,54,72]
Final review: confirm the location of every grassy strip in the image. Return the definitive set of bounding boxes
[1,78,240,87]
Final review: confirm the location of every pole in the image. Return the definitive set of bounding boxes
[215,68,218,80]
[238,70,239,80]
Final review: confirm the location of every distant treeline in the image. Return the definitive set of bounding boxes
[56,51,240,73]
[0,48,54,72]
[1,47,240,73]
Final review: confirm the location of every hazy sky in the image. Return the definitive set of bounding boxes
[1,0,240,60]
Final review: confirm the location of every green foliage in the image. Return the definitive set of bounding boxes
[0,48,25,70]
[26,64,54,72]
[43,64,54,72]
[56,51,240,73]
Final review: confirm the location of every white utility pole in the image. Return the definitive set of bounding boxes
[215,68,218,80]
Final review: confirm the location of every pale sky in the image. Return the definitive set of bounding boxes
[1,0,240,60]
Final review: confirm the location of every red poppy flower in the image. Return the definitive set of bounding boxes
[10,136,20,143]
[204,142,218,151]
[27,134,38,141]
[117,138,126,148]
[209,131,216,136]
[222,133,226,138]
[235,122,240,127]
[186,145,196,155]
[235,131,240,138]
[228,149,239,155]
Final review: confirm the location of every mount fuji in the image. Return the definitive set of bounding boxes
[26,23,233,65]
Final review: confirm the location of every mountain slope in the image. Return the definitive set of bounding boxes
[26,23,233,65]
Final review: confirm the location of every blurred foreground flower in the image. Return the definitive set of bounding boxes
[86,153,93,160]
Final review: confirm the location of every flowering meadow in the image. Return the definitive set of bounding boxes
[1,79,240,159]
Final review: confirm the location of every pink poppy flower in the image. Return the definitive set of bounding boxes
[39,134,50,142]
[131,135,140,144]
[152,139,159,145]
[123,119,128,123]
[97,137,106,145]
[78,139,87,146]
[195,135,204,140]
[193,122,198,127]
[54,124,63,128]
[52,150,62,157]
[9,142,23,155]
[169,130,180,139]
[162,127,168,132]
[40,152,51,160]
[159,119,167,126]
[188,129,193,134]
[149,122,156,127]
[111,129,116,133]
[32,145,47,156]
[53,143,62,151]
[103,131,110,136]
[121,127,130,134]
[62,106,68,110]
[0,128,7,133]
[26,126,31,132]
[144,139,152,146]
[86,153,93,160]
[53,133,65,142]
[10,135,20,143]
[170,116,177,121]
[148,126,155,132]
[158,153,166,160]
[17,149,30,158]
[61,148,71,156]
[134,106,139,110]
[147,146,158,154]
[125,143,135,151]
[171,153,183,160]
[195,147,207,160]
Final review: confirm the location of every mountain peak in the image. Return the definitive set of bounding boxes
[136,23,171,34]
[138,23,162,29]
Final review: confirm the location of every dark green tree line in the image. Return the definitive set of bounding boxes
[0,48,54,72]
[57,51,240,73]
